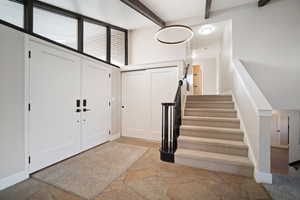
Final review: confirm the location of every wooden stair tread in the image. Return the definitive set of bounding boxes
[185,108,236,113]
[186,101,233,104]
[180,125,243,134]
[183,116,240,122]
[187,95,232,98]
[178,136,247,149]
[175,149,253,167]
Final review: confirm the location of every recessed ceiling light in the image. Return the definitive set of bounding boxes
[198,24,215,35]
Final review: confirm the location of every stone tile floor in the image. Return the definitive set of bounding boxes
[0,137,272,200]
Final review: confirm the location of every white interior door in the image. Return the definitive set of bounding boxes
[29,41,81,173]
[122,71,150,139]
[122,67,178,141]
[81,60,110,151]
[288,111,300,163]
[149,67,178,140]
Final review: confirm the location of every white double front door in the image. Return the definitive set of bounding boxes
[28,41,110,173]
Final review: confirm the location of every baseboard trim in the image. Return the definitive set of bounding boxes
[110,133,121,141]
[0,171,29,191]
[254,170,272,184]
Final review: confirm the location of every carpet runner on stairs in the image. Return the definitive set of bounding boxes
[175,95,254,177]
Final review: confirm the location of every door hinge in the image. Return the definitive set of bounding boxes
[28,103,31,111]
[109,73,111,78]
[28,51,31,58]
[28,156,31,164]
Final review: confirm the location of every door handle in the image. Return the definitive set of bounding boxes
[83,108,91,112]
[83,99,87,107]
[76,108,81,113]
[76,99,80,107]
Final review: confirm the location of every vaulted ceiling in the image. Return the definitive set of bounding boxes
[39,0,258,30]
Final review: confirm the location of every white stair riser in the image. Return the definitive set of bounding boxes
[175,156,253,177]
[184,110,237,118]
[181,129,243,141]
[182,119,240,128]
[178,141,248,157]
[186,103,234,109]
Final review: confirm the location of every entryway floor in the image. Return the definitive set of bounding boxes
[0,137,271,200]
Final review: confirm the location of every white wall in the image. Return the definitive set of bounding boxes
[200,58,217,95]
[128,27,187,65]
[171,0,300,110]
[212,0,300,110]
[220,20,232,93]
[192,41,220,95]
[0,25,26,182]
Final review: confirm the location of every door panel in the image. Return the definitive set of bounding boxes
[29,42,81,173]
[288,111,300,163]
[149,68,178,140]
[122,71,149,139]
[122,67,178,140]
[81,60,110,151]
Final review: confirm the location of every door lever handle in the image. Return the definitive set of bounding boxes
[76,108,81,113]
[83,108,91,112]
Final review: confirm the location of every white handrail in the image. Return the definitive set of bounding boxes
[233,59,272,116]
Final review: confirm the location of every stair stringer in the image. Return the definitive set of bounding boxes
[230,91,272,183]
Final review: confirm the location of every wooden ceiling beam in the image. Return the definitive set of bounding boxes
[258,0,271,7]
[205,0,212,19]
[120,0,166,27]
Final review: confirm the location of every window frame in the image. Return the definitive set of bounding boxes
[2,0,128,67]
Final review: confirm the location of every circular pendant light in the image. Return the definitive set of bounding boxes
[155,25,194,45]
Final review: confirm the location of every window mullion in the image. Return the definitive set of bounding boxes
[107,26,111,63]
[24,0,33,33]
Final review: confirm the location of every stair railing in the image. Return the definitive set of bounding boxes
[160,64,189,162]
[160,80,183,162]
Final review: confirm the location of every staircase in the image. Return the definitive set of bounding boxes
[175,95,254,177]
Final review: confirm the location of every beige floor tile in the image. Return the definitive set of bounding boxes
[1,138,272,200]
[0,179,82,200]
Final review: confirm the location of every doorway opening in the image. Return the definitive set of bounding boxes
[271,110,300,177]
[192,65,203,95]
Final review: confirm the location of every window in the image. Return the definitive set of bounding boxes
[111,29,126,66]
[0,0,128,66]
[84,21,107,61]
[33,7,78,49]
[0,0,23,27]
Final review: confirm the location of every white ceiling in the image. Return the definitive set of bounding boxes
[211,0,256,12]
[39,0,155,30]
[139,0,206,22]
[139,0,257,23]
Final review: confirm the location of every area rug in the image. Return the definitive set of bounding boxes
[32,142,147,199]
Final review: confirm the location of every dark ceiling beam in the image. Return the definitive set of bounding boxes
[258,0,271,7]
[205,0,212,19]
[120,0,166,27]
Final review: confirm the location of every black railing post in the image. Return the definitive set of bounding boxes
[160,79,184,163]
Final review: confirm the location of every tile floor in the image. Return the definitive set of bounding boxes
[0,137,272,200]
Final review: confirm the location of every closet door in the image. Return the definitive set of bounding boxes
[29,41,81,173]
[122,71,150,139]
[149,67,178,140]
[81,60,110,151]
[122,67,178,140]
